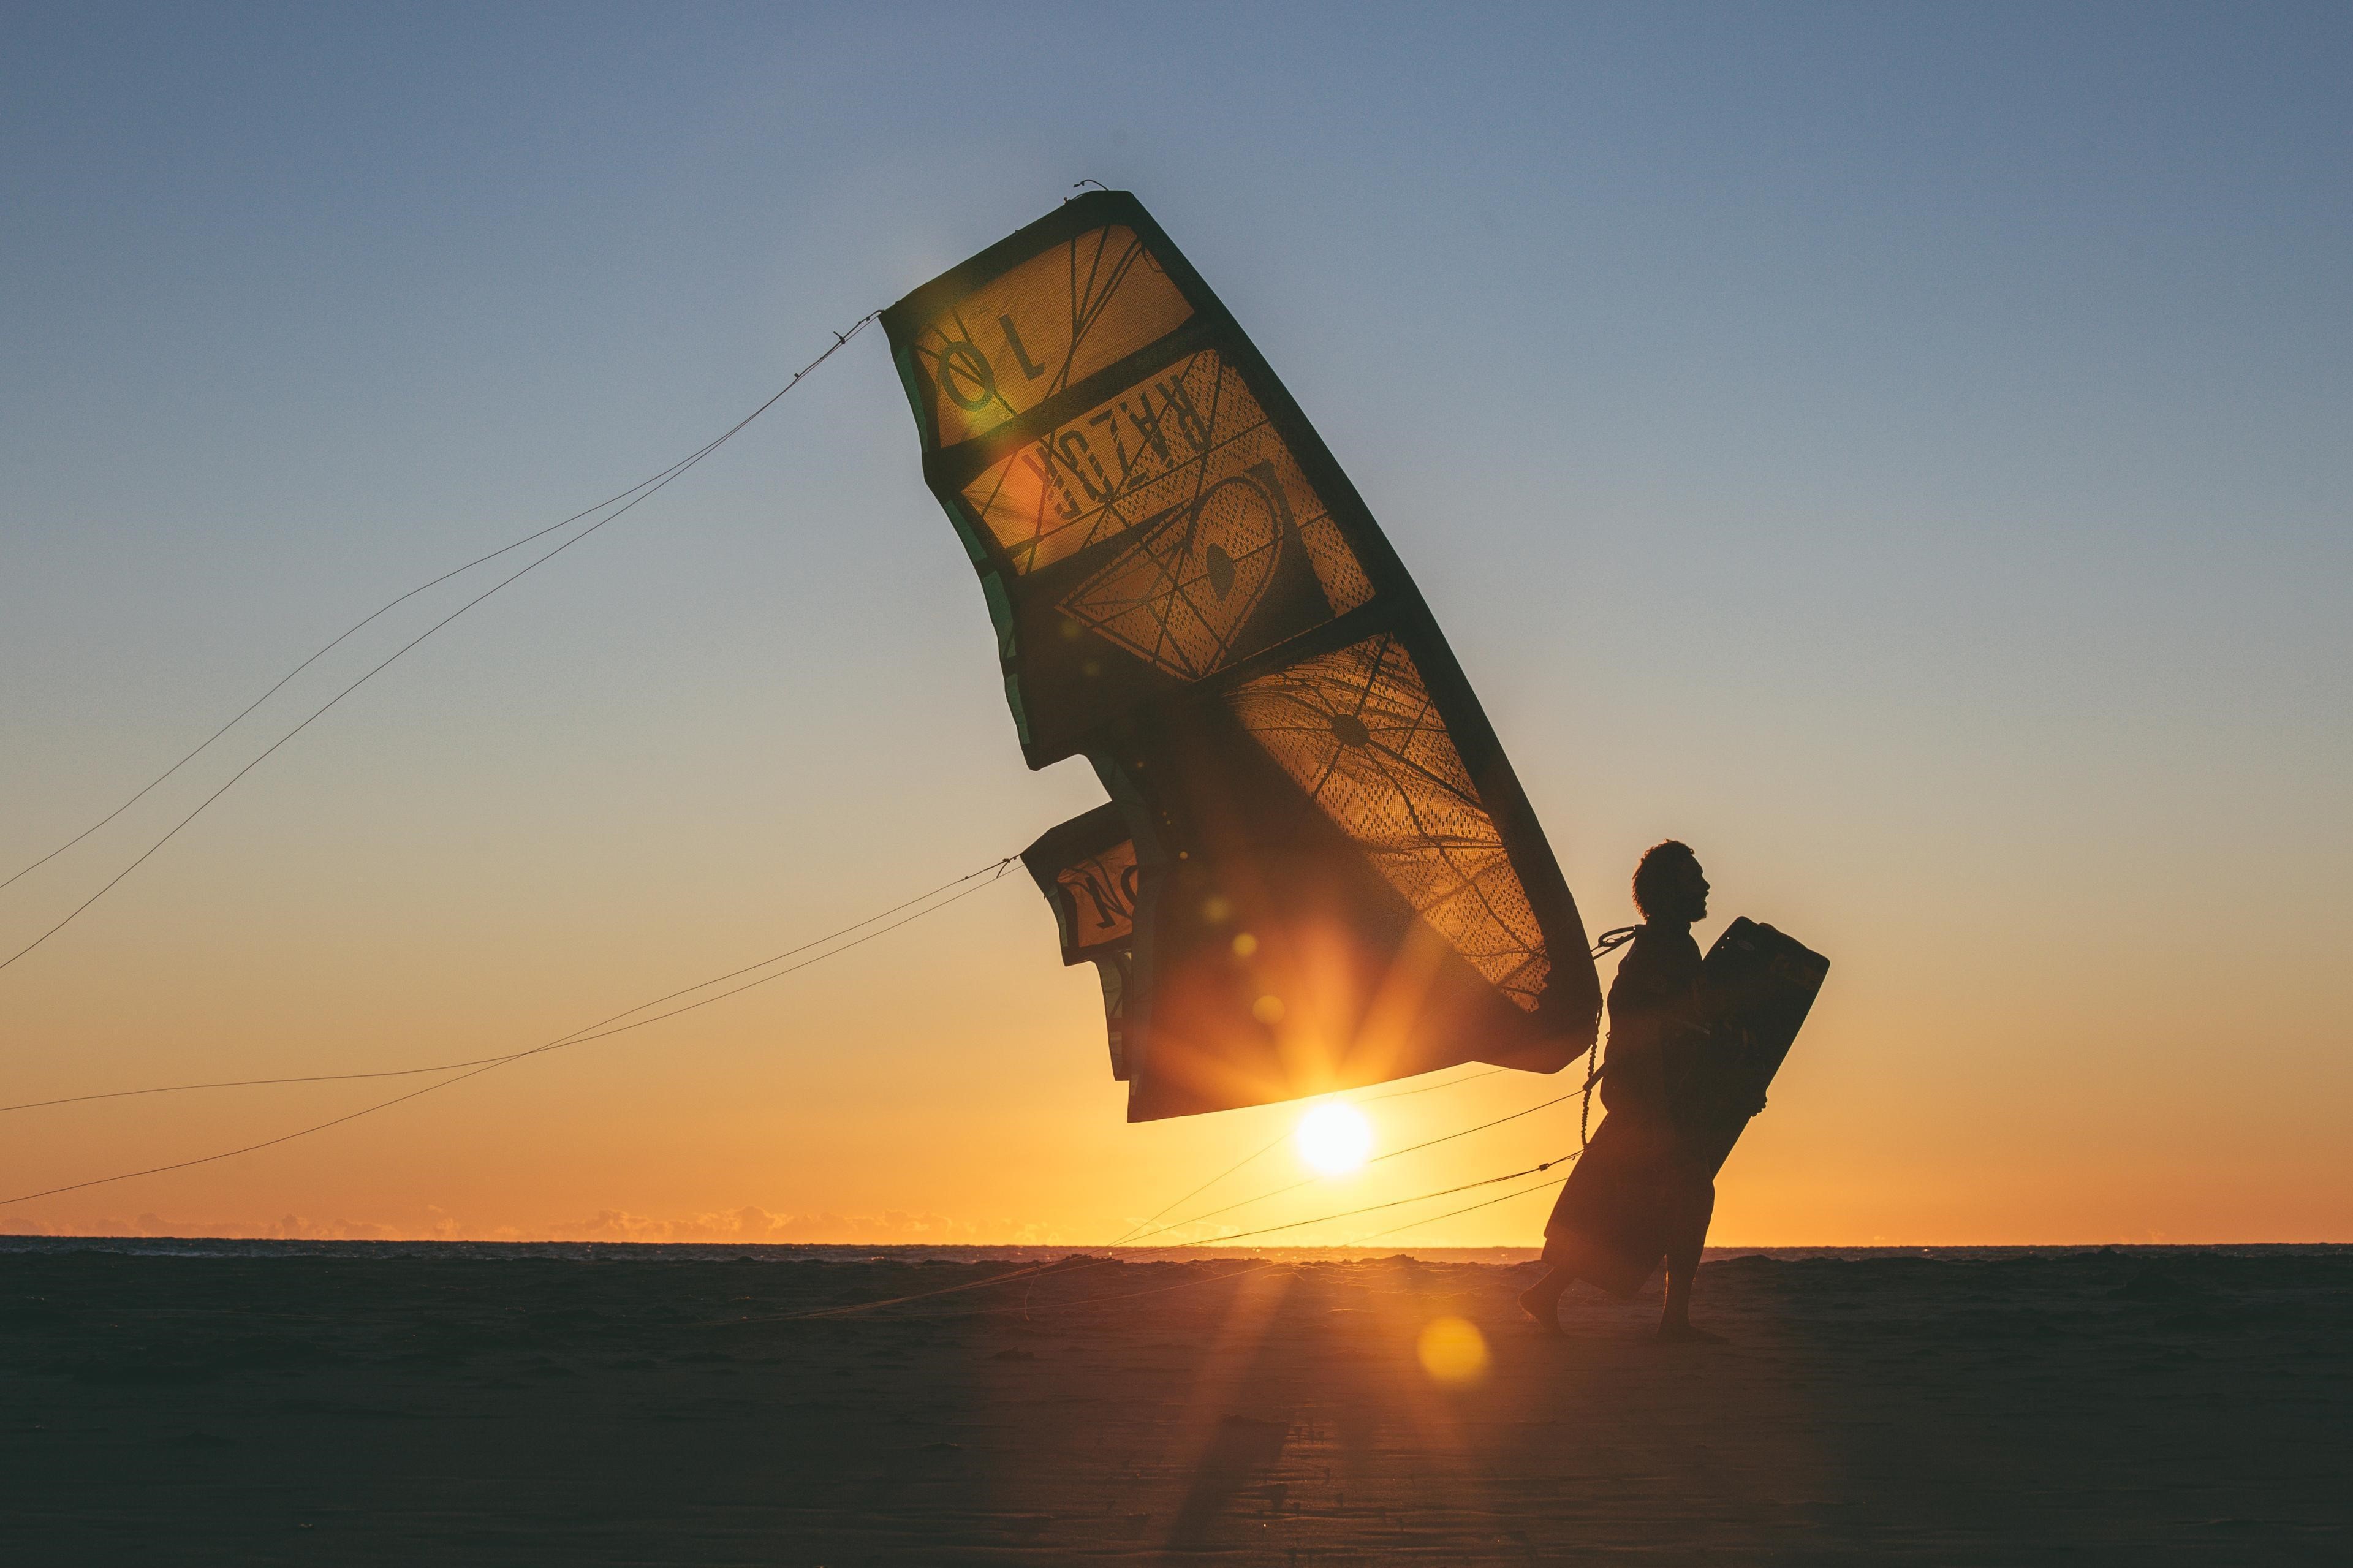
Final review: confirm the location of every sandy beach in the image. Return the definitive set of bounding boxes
[2,1241,2344,1564]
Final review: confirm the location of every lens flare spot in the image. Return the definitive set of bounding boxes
[1252,993,1284,1023]
[1296,1102,1371,1174]
[1417,1316,1490,1385]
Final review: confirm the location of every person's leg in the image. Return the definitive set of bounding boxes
[1518,1240,1595,1332]
[1654,1177,1721,1343]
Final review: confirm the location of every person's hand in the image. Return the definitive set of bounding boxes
[1746,1095,1768,1118]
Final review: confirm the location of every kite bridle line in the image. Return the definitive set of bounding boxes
[0,309,884,975]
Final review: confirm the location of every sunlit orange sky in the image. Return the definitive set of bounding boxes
[5,7,2347,1246]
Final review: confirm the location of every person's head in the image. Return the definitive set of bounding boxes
[1632,840,1708,925]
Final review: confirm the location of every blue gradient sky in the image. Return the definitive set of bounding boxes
[4,4,2346,1243]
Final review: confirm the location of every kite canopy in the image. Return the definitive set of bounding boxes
[881,191,1599,1120]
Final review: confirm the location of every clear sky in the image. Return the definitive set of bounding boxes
[4,2,2346,1245]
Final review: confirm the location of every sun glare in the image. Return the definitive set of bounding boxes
[1417,1316,1490,1385]
[1296,1102,1372,1175]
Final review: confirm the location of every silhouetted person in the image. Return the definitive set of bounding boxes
[1520,840,1728,1342]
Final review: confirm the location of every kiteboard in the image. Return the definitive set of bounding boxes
[1670,917,1831,1176]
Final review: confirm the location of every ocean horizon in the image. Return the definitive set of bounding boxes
[9,1235,2346,1264]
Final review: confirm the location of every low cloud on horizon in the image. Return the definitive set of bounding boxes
[0,1204,1069,1247]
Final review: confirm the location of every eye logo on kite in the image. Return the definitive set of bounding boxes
[1060,464,1292,681]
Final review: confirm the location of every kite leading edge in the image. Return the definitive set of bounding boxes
[880,191,1601,1120]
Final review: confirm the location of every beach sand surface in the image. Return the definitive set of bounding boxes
[1,1243,2346,1564]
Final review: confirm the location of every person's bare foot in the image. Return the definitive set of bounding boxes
[1651,1320,1726,1344]
[1517,1287,1564,1335]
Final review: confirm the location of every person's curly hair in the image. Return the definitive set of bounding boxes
[1632,839,1699,920]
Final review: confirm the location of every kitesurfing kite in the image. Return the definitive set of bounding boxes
[881,191,1602,1120]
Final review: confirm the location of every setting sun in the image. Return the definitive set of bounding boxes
[1296,1102,1373,1175]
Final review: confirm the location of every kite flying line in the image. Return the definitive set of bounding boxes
[694,1059,1579,1327]
[4,455,703,900]
[0,311,882,976]
[710,1143,1580,1327]
[1108,924,1636,1248]
[708,1159,1540,1326]
[1353,1170,1568,1244]
[1115,1074,1601,1249]
[1099,1064,1510,1248]
[1068,920,1637,1255]
[0,851,1002,1116]
[0,854,1015,1207]
[759,1072,1557,1324]
[1187,928,1677,1251]
[697,985,1626,1325]
[1101,918,1640,1249]
[1157,1149,1582,1249]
